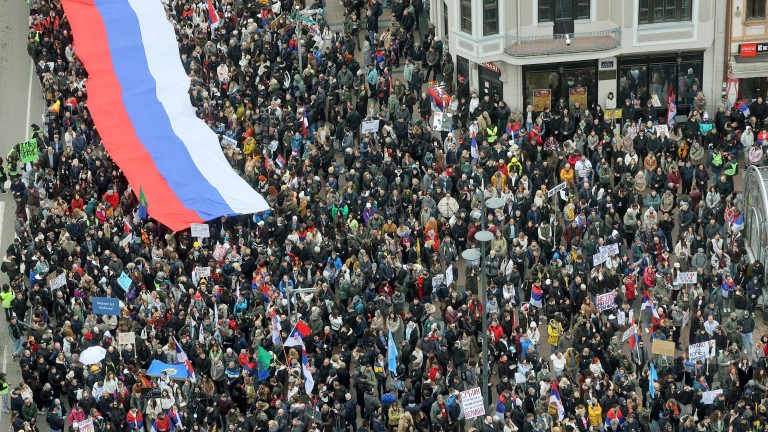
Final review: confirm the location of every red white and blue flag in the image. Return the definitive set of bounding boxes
[628,311,638,352]
[470,131,479,160]
[530,283,543,308]
[641,290,659,319]
[666,84,676,125]
[173,337,196,382]
[735,100,751,117]
[270,310,282,345]
[275,155,287,169]
[206,0,220,30]
[301,349,314,395]
[59,0,268,231]
[284,320,312,348]
[550,381,565,420]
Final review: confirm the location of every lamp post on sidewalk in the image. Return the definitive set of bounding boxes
[461,196,504,411]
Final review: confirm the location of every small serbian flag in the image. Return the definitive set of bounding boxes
[470,131,478,159]
[284,320,312,348]
[530,283,543,308]
[302,106,309,137]
[173,337,196,382]
[275,155,286,169]
[735,100,751,117]
[123,218,132,233]
[550,381,565,420]
[641,291,659,319]
[207,0,219,29]
[628,313,638,352]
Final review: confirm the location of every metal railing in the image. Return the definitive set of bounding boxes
[505,27,622,57]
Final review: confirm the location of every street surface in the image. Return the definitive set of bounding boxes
[0,0,47,430]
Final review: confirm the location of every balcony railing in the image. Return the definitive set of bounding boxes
[505,27,622,57]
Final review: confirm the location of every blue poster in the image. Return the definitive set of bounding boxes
[117,272,132,291]
[92,297,120,316]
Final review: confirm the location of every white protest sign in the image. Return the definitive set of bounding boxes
[593,249,609,266]
[220,135,237,148]
[445,265,454,287]
[596,292,616,312]
[432,274,444,288]
[688,340,716,361]
[49,272,67,290]
[118,332,136,346]
[702,389,723,404]
[622,325,637,342]
[460,387,486,419]
[431,112,444,131]
[190,223,210,238]
[675,272,697,285]
[79,419,95,432]
[213,242,227,262]
[193,266,212,286]
[361,120,380,134]
[548,182,567,197]
[600,243,620,256]
[654,124,669,137]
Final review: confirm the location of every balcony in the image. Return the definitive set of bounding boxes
[505,27,622,57]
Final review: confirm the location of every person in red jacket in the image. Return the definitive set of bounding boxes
[103,189,119,210]
[153,412,171,432]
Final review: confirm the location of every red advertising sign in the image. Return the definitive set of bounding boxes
[741,43,757,57]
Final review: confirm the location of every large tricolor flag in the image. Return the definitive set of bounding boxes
[301,349,315,395]
[284,320,312,348]
[550,381,565,420]
[173,337,196,382]
[60,0,269,231]
[470,131,479,160]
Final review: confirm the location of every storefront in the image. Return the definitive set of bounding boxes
[732,42,768,102]
[478,62,503,103]
[522,60,597,113]
[615,51,704,120]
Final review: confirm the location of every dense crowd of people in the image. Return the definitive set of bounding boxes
[4,0,768,431]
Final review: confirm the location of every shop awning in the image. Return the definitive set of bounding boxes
[731,58,768,78]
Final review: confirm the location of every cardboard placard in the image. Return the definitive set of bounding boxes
[600,243,620,256]
[651,340,676,357]
[48,272,67,290]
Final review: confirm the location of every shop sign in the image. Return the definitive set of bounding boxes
[739,42,768,56]
[600,60,615,70]
[480,62,501,74]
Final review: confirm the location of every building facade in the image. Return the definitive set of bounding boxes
[728,0,768,103]
[431,0,726,119]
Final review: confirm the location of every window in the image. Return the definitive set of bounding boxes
[483,0,499,36]
[538,0,590,23]
[638,0,692,24]
[747,0,767,19]
[460,0,472,33]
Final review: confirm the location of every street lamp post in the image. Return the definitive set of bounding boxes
[461,196,504,412]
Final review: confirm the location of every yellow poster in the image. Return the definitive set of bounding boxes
[605,108,623,119]
[533,89,551,112]
[569,87,587,110]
